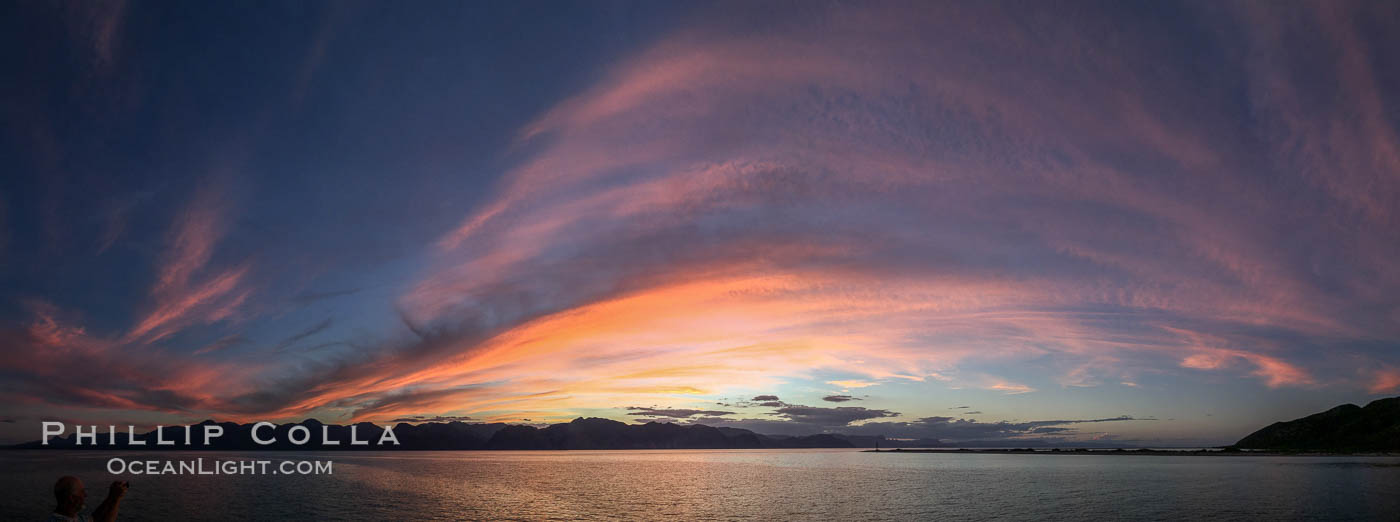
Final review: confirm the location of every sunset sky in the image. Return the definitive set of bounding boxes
[3,1,1399,446]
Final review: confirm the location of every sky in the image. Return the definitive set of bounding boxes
[2,0,1399,446]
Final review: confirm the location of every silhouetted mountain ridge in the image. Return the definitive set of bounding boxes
[1234,397,1400,451]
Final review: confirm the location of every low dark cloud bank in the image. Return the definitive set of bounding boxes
[627,407,736,419]
[389,415,475,423]
[677,402,1147,441]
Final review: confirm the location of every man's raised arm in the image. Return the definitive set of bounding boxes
[92,480,127,522]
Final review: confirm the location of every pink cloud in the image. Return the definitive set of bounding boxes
[2,303,263,418]
[124,186,251,343]
[1180,348,1312,388]
[989,383,1036,395]
[127,266,248,342]
[13,2,1400,425]
[356,3,1394,421]
[153,191,226,295]
[1370,368,1400,394]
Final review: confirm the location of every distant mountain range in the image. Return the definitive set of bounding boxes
[19,397,1396,451]
[1233,396,1400,452]
[15,417,934,450]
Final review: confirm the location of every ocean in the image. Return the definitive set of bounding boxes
[4,449,1398,520]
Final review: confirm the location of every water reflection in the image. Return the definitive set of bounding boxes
[3,450,1398,520]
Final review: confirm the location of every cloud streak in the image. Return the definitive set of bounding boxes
[5,1,1399,442]
[136,0,1400,424]
[626,407,736,419]
[126,186,250,343]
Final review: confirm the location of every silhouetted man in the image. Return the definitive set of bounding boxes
[49,476,127,522]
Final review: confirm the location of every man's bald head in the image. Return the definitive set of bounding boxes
[53,475,86,510]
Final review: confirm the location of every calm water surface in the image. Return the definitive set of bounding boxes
[3,449,1398,520]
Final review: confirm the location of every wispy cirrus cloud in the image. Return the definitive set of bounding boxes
[379,2,1391,422]
[271,318,334,353]
[148,0,1400,426]
[5,1,1399,439]
[60,0,128,75]
[0,301,260,417]
[125,186,250,342]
